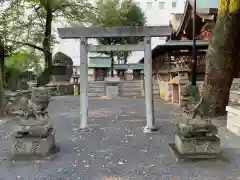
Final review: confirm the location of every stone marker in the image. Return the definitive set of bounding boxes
[105,77,120,98]
[169,84,221,161]
[11,87,56,160]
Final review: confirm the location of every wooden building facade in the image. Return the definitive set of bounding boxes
[89,56,143,81]
[88,57,110,81]
[139,0,218,104]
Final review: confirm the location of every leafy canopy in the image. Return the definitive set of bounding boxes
[5,51,42,73]
[0,0,95,56]
[91,0,146,63]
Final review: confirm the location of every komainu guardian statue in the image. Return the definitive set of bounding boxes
[11,87,56,159]
[169,83,221,161]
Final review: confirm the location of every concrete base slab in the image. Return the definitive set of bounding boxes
[75,126,94,133]
[143,126,158,133]
[11,134,56,160]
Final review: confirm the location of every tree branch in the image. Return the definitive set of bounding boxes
[35,5,41,11]
[52,3,98,12]
[32,5,45,29]
[6,40,44,52]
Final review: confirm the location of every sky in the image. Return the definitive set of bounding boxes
[53,0,187,66]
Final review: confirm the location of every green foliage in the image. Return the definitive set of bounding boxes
[91,0,146,64]
[5,52,40,73]
[0,0,95,85]
[0,0,95,56]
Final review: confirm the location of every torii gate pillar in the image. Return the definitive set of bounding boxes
[143,36,156,133]
[79,37,89,130]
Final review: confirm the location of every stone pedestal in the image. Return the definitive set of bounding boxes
[170,134,220,160]
[169,83,221,161]
[12,133,55,158]
[170,133,220,156]
[170,116,221,161]
[226,106,240,136]
[10,87,57,160]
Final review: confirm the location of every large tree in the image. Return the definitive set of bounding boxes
[0,41,4,117]
[91,0,146,77]
[0,0,95,85]
[200,0,240,117]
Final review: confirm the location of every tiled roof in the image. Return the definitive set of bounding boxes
[88,56,111,68]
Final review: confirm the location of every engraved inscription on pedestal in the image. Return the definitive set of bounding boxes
[12,135,55,156]
[32,140,41,154]
[11,87,56,159]
[174,134,220,155]
[14,139,26,154]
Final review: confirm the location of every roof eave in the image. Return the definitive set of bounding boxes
[174,2,218,36]
[175,0,191,36]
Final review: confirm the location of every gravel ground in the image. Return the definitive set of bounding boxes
[0,96,239,180]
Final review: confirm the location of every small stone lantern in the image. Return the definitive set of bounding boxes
[70,67,80,96]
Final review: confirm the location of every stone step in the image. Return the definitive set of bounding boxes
[88,93,105,97]
[88,85,105,88]
[119,88,142,92]
[120,83,141,85]
[87,80,145,97]
[120,92,141,97]
[88,88,104,92]
[120,86,141,89]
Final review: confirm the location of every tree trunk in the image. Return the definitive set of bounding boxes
[37,5,53,86]
[123,52,128,64]
[110,52,114,77]
[124,57,127,64]
[0,41,5,117]
[201,1,240,117]
[43,4,53,70]
[107,38,114,77]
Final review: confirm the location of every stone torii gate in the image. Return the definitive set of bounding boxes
[58,26,171,133]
